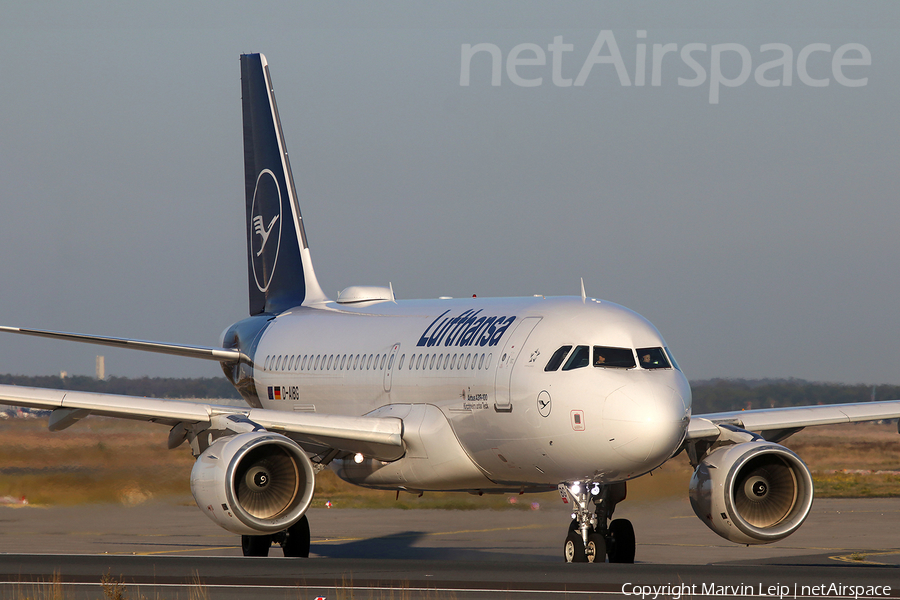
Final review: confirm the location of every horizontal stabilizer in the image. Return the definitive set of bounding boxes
[0,326,244,363]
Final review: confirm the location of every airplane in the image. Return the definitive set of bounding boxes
[2,52,899,563]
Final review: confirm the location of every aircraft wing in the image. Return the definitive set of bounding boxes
[0,384,404,461]
[0,326,245,363]
[687,399,900,440]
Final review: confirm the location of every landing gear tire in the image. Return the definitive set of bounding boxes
[281,515,311,558]
[586,533,606,563]
[241,534,272,557]
[607,519,635,564]
[564,530,587,563]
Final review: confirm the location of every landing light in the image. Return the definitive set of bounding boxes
[591,484,600,496]
[353,453,365,464]
[571,482,581,495]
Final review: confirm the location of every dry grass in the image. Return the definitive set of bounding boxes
[781,421,900,471]
[0,417,557,509]
[0,418,193,505]
[99,571,128,600]
[3,570,202,600]
[0,417,896,507]
[624,421,900,501]
[783,421,900,498]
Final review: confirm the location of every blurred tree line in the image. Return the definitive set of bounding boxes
[692,379,900,414]
[0,374,241,399]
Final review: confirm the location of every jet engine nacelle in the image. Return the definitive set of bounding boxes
[190,431,315,536]
[689,441,813,545]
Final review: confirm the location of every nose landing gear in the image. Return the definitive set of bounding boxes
[559,481,634,564]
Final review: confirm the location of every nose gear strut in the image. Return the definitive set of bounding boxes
[559,481,635,563]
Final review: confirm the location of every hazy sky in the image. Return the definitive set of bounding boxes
[2,2,899,385]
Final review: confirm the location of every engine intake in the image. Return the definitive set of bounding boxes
[689,441,813,545]
[191,431,315,535]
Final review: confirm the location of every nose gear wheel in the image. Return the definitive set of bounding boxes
[560,481,634,564]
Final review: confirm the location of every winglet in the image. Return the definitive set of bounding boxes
[240,53,329,315]
[580,277,586,302]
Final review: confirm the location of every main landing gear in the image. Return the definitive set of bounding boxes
[241,515,311,557]
[559,481,635,564]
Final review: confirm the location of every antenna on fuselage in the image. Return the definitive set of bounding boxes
[580,277,586,303]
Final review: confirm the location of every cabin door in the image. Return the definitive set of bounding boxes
[493,317,541,412]
[383,343,401,392]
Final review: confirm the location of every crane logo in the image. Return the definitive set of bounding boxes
[253,214,279,257]
[250,169,283,293]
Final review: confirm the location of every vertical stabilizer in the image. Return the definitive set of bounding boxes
[240,53,328,315]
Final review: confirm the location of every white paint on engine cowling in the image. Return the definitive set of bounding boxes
[190,431,315,536]
[689,441,814,545]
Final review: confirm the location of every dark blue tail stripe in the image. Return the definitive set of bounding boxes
[241,53,307,315]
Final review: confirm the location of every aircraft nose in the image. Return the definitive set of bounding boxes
[603,380,689,465]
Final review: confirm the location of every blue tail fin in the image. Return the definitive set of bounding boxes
[240,53,327,315]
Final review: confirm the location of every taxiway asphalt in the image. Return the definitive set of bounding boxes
[0,497,896,598]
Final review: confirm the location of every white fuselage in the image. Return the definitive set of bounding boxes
[251,296,691,491]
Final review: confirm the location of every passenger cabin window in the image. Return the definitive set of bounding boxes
[637,347,671,370]
[593,346,636,369]
[545,346,572,372]
[562,346,590,371]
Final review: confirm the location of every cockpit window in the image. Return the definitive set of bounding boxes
[562,345,591,371]
[665,347,681,371]
[593,346,636,368]
[544,345,572,372]
[637,347,671,370]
